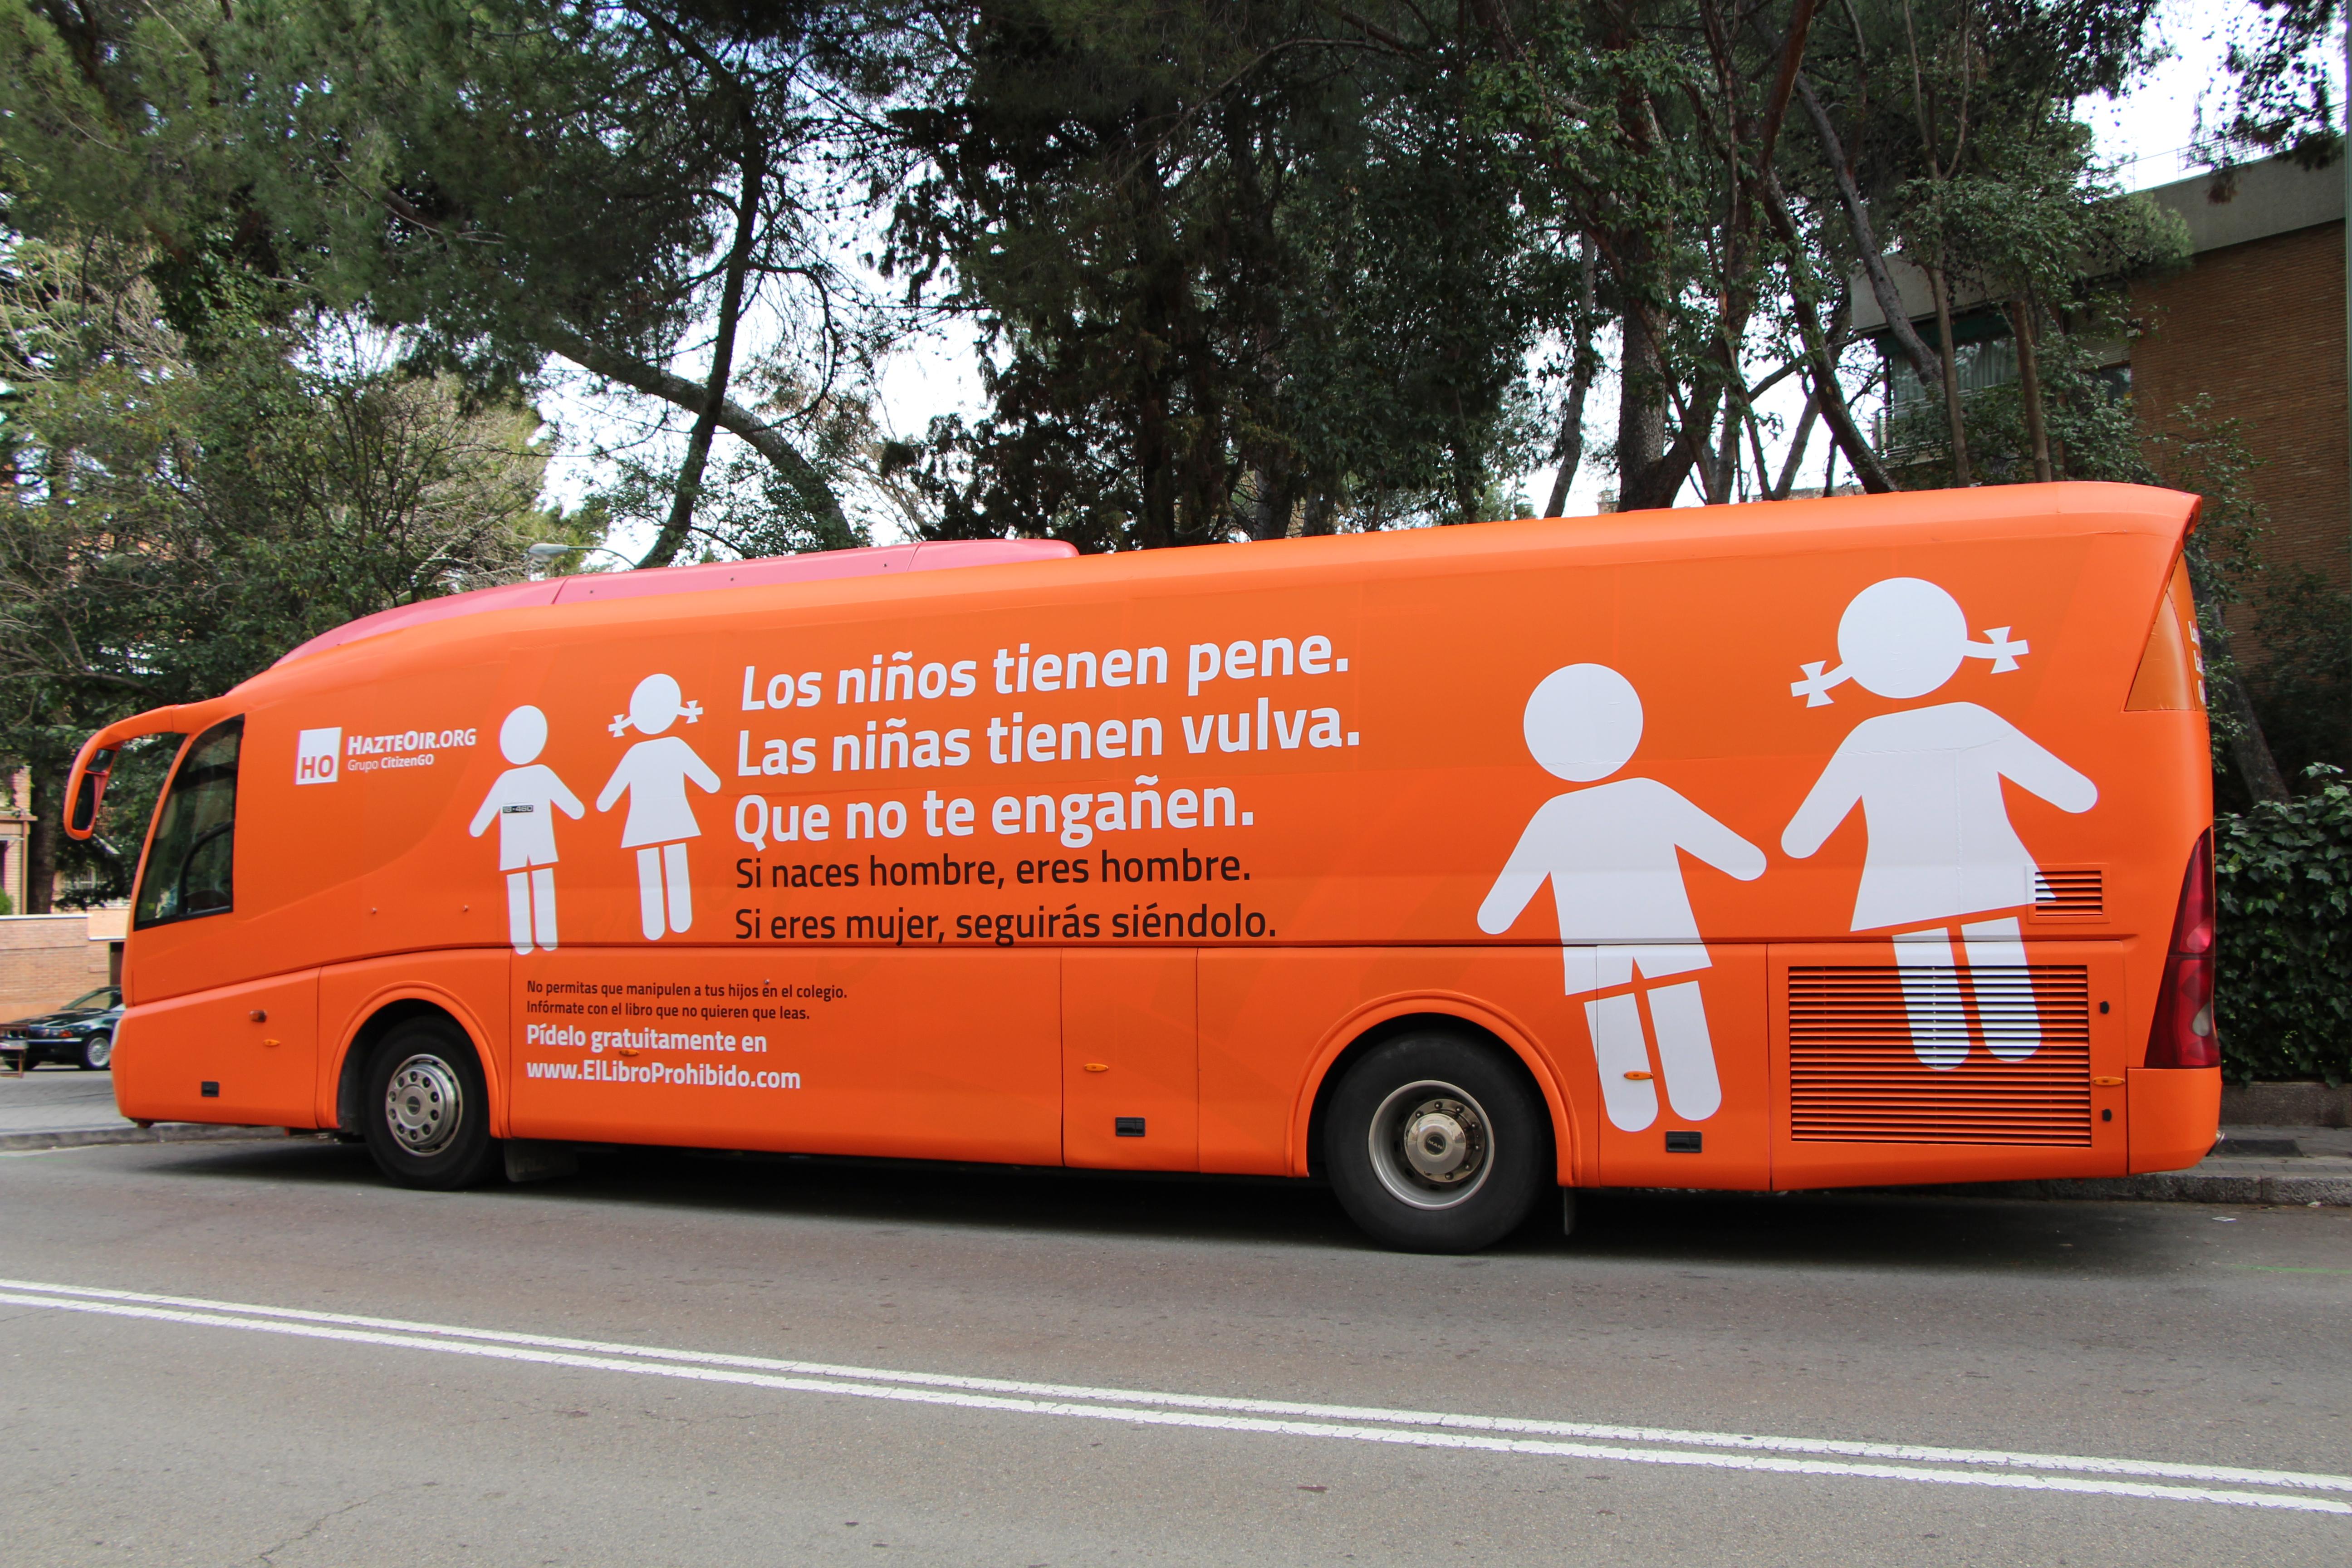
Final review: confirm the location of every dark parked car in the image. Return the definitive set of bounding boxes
[2,986,123,1071]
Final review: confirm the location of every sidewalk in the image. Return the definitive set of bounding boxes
[0,1064,281,1150]
[1930,1125,2352,1206]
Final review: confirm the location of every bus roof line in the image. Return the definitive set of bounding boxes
[271,538,1080,668]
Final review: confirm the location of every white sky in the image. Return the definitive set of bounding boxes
[544,0,2283,549]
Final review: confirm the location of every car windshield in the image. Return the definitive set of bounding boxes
[64,987,121,1012]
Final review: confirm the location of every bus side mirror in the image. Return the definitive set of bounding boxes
[65,749,115,838]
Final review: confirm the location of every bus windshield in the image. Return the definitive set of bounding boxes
[134,717,243,928]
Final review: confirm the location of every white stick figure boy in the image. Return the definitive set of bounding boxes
[468,705,585,954]
[1781,578,2097,1067]
[596,673,721,941]
[1479,664,1767,1132]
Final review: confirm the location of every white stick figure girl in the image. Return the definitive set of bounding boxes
[1781,578,2097,1067]
[1479,664,1766,1132]
[596,674,720,941]
[468,706,584,955]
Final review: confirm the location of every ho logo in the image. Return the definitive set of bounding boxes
[295,727,342,785]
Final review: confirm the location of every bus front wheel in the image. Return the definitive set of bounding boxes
[362,1018,500,1191]
[1327,1033,1550,1254]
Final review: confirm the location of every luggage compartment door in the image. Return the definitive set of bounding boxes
[1588,944,1771,1190]
[1063,950,1199,1170]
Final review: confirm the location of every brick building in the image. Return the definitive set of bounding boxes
[0,908,122,1020]
[1852,156,2350,591]
[2129,157,2348,589]
[0,765,133,1014]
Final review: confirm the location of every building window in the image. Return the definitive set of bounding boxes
[1886,336,2020,414]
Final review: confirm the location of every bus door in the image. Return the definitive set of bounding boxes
[1063,950,1199,1170]
[1583,943,1771,1190]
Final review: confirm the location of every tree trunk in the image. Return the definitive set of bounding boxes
[1616,304,1671,509]
[1773,390,1820,499]
[2211,638,2291,805]
[25,768,56,915]
[1545,244,1601,517]
[1926,262,1972,485]
[1785,290,1890,493]
[2185,554,2290,804]
[1544,368,1592,517]
[1793,76,1946,392]
[540,324,846,536]
[1136,384,1176,550]
[1240,458,1294,541]
[2010,298,2053,484]
[639,118,764,570]
[1800,337,1889,492]
[1754,172,1891,492]
[1451,389,1484,524]
[1709,401,1740,503]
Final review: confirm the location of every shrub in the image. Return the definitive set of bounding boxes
[2214,766,2352,1083]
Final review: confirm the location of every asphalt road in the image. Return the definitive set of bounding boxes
[1,1138,2347,1567]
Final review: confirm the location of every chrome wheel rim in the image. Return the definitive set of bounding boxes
[84,1035,111,1068]
[384,1054,464,1156]
[1367,1078,1494,1210]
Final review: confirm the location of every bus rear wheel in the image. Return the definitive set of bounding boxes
[363,1018,500,1191]
[1327,1032,1549,1254]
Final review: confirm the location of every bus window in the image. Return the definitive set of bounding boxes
[134,718,244,928]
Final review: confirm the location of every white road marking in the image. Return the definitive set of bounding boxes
[0,1278,2344,1516]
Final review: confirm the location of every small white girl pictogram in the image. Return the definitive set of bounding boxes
[468,706,584,954]
[1479,664,1766,1132]
[1781,578,2097,1067]
[597,674,721,941]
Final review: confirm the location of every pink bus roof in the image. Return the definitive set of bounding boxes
[275,539,1079,666]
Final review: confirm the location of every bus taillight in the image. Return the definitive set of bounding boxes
[2145,830,2219,1069]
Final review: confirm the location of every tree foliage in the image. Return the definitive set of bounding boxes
[884,2,1554,549]
[0,232,568,903]
[1,0,2342,937]
[0,0,887,562]
[2210,0,2345,165]
[2216,767,2352,1084]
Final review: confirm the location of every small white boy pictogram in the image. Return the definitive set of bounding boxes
[468,706,584,954]
[1479,664,1766,1132]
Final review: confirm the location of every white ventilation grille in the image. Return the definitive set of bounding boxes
[1789,965,2093,1145]
[2031,868,2105,920]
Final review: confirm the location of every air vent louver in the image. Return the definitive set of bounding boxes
[1789,965,2093,1145]
[2031,868,2104,919]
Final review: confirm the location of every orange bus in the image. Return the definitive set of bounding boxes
[64,483,2220,1251]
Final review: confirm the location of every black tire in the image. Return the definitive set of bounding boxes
[78,1033,113,1071]
[1325,1031,1551,1254]
[362,1016,501,1191]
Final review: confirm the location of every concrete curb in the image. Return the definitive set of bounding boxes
[1905,1167,2352,1206]
[7,1126,2347,1204]
[0,1124,290,1152]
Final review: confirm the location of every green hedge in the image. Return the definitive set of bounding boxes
[2214,767,2352,1084]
